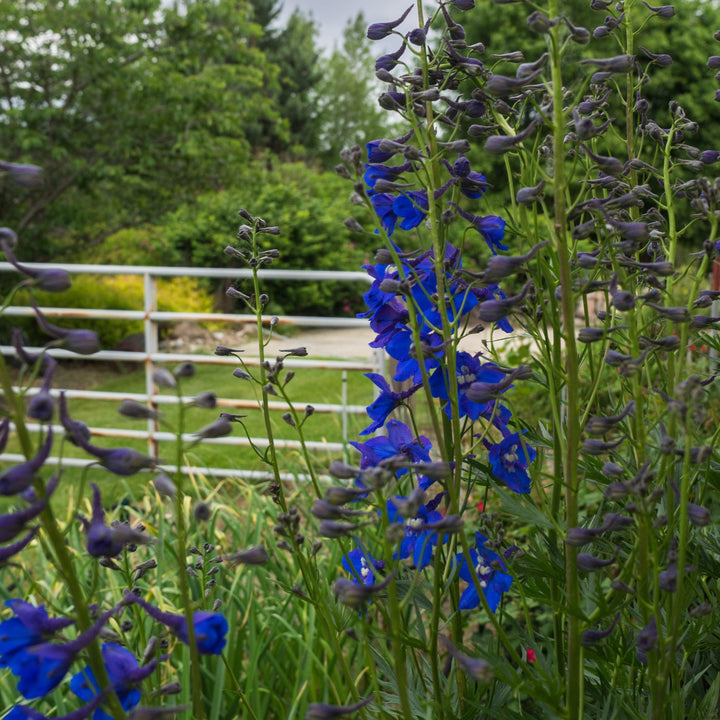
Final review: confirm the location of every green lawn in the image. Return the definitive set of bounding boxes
[2,360,375,505]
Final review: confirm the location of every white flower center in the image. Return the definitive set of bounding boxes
[459,365,476,386]
[360,557,370,579]
[503,445,519,465]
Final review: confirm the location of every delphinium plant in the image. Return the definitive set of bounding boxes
[0,175,272,719]
[246,0,720,718]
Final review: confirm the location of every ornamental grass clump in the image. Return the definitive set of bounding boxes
[3,0,720,717]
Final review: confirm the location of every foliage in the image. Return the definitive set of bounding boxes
[153,162,376,316]
[0,0,281,260]
[5,0,720,719]
[313,13,396,166]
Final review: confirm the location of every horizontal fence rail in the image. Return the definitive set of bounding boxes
[1,262,382,480]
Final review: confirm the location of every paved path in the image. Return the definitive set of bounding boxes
[233,325,534,361]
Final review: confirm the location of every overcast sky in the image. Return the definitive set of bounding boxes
[278,0,414,54]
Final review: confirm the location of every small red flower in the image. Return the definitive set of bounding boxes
[526,648,536,663]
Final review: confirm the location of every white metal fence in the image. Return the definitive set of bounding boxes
[0,262,383,480]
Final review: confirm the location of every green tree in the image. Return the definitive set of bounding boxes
[246,0,322,155]
[0,0,281,260]
[314,13,395,166]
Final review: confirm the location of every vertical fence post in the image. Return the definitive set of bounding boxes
[342,370,348,447]
[143,272,159,459]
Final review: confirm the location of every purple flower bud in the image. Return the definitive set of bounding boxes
[577,553,615,572]
[527,10,556,33]
[563,17,591,43]
[27,357,57,423]
[641,1,674,16]
[119,400,158,420]
[323,486,368,505]
[0,161,42,187]
[0,239,71,292]
[484,242,548,283]
[173,361,195,379]
[193,416,233,440]
[582,613,619,646]
[484,119,540,155]
[101,447,156,476]
[585,401,635,436]
[580,54,635,74]
[333,572,394,609]
[152,368,176,388]
[192,391,217,409]
[604,482,629,500]
[375,42,407,72]
[452,0,475,9]
[688,503,711,526]
[515,179,546,206]
[644,303,691,322]
[580,143,624,176]
[440,636,492,683]
[319,519,374,538]
[635,617,658,663]
[0,428,53,496]
[485,68,543,97]
[367,6,413,40]
[565,527,601,546]
[0,474,58,543]
[152,473,176,497]
[31,301,100,354]
[327,461,361,480]
[581,437,625,456]
[701,150,720,164]
[476,281,533,322]
[222,545,270,565]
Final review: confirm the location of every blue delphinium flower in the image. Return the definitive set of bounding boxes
[342,548,385,585]
[3,604,118,699]
[393,191,428,231]
[457,533,513,612]
[385,326,444,383]
[364,162,412,190]
[387,494,445,569]
[453,206,509,254]
[125,595,228,655]
[351,419,432,472]
[7,694,103,720]
[450,155,488,199]
[0,600,74,672]
[70,643,160,720]
[428,351,512,423]
[360,373,421,435]
[370,193,399,235]
[487,431,536,494]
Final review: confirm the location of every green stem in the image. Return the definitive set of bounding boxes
[547,13,583,718]
[173,386,206,720]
